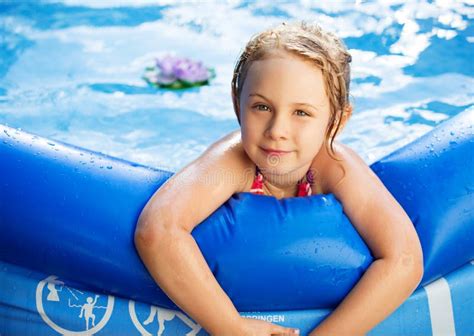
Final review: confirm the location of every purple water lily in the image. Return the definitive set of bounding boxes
[143,54,215,89]
[155,55,211,84]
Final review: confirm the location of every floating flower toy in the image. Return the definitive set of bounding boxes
[143,54,216,90]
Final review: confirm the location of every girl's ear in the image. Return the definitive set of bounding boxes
[338,104,352,132]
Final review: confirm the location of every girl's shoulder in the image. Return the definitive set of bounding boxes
[312,141,368,195]
[143,130,255,235]
[203,129,255,193]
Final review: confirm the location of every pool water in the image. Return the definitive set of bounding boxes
[0,1,473,171]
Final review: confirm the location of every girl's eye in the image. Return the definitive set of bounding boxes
[295,110,309,117]
[254,104,270,111]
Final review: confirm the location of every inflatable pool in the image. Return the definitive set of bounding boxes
[0,108,473,335]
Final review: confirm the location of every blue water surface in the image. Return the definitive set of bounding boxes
[0,0,473,170]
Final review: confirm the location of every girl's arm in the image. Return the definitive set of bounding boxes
[134,131,246,335]
[134,131,299,336]
[309,144,424,336]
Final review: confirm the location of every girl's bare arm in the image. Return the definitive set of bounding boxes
[309,143,424,336]
[134,130,249,335]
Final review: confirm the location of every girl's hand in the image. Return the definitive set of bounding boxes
[236,316,300,336]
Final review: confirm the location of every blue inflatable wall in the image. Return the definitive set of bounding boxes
[0,108,473,335]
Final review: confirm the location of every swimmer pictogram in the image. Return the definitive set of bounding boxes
[68,294,107,330]
[36,275,114,335]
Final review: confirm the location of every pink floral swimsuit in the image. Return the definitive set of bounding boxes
[250,166,314,197]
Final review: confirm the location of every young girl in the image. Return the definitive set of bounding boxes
[135,21,423,336]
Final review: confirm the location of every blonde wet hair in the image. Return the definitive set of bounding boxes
[231,21,352,158]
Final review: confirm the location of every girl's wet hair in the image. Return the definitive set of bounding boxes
[231,21,352,158]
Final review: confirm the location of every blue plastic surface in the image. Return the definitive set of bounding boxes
[0,109,473,314]
[371,112,474,282]
[1,259,472,335]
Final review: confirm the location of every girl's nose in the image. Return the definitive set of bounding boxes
[265,114,289,140]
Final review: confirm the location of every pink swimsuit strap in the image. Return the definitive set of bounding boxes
[250,166,313,197]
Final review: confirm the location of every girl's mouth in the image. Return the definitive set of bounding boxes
[260,147,292,156]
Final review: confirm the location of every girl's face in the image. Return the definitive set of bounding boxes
[239,50,331,178]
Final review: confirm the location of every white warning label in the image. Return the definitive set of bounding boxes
[241,314,285,323]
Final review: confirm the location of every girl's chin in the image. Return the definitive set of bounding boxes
[257,165,293,176]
